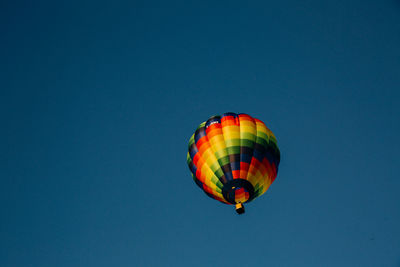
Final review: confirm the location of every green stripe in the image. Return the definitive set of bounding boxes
[240,139,254,148]
[226,146,240,155]
[225,139,240,147]
[240,132,256,141]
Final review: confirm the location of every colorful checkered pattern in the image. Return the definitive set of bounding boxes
[187,113,280,205]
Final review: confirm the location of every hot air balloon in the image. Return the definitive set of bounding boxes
[187,113,280,214]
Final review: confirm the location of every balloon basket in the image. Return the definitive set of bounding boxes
[235,203,245,214]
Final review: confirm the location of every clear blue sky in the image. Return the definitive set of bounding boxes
[1,1,400,266]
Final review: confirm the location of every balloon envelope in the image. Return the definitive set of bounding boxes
[187,113,280,210]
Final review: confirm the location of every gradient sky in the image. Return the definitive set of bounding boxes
[1,1,400,266]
